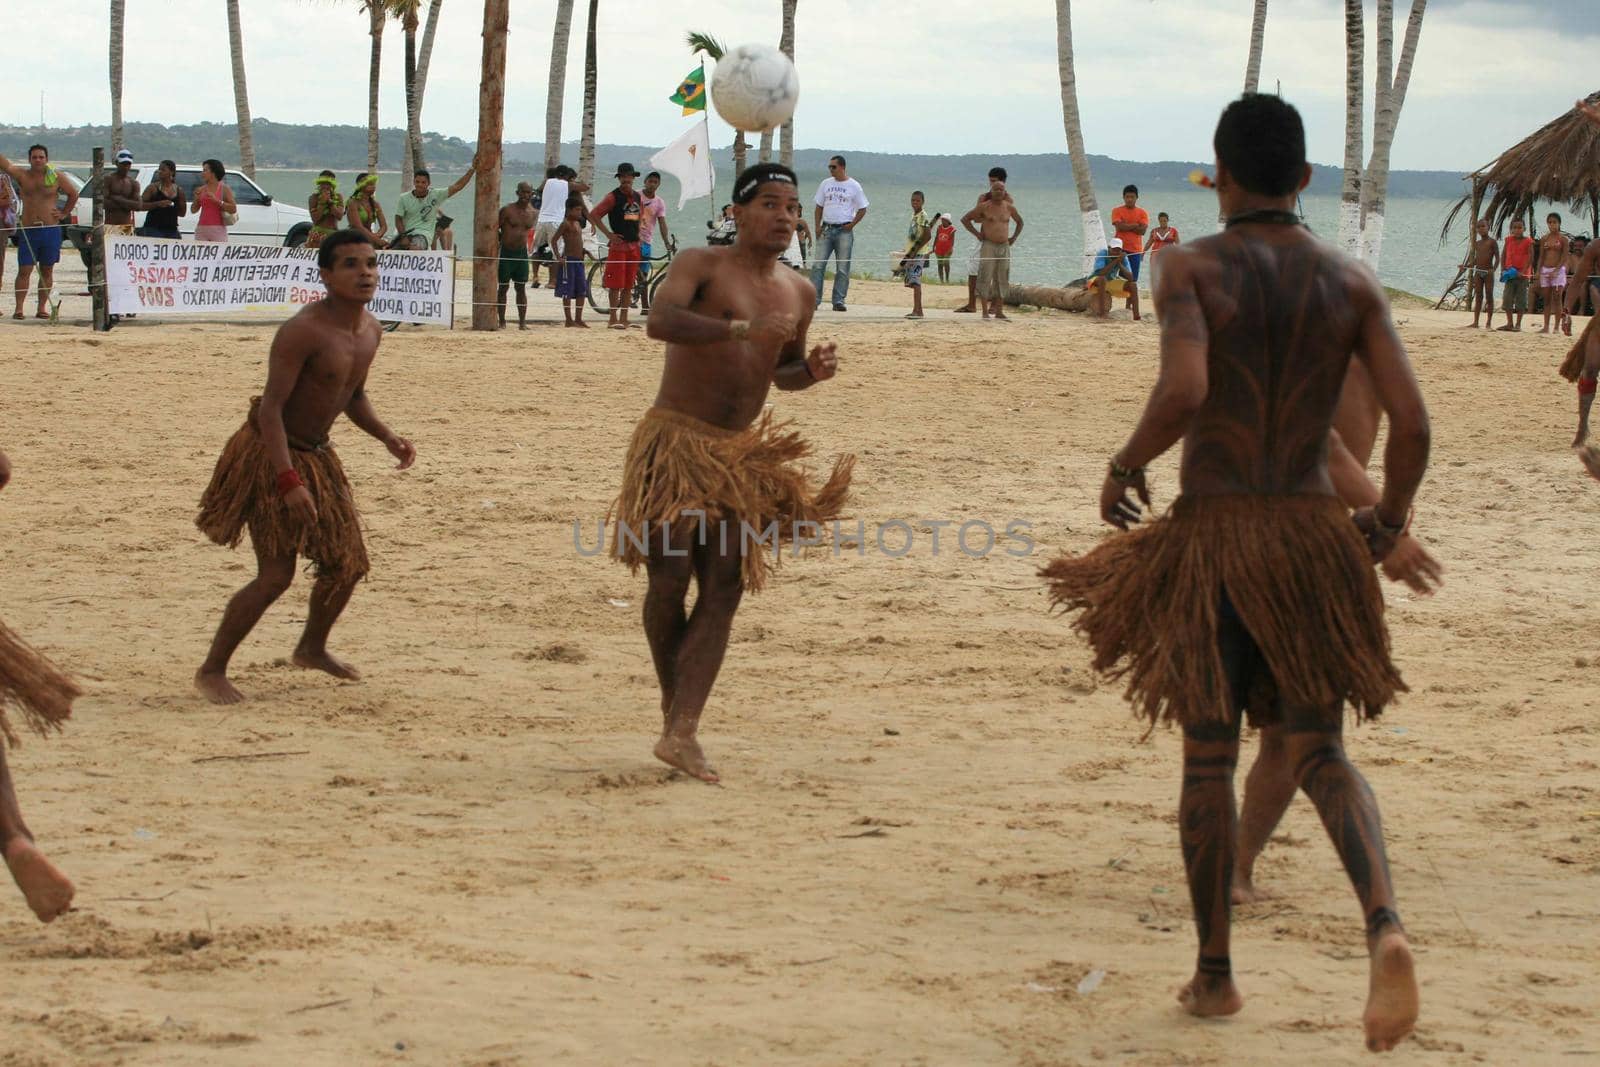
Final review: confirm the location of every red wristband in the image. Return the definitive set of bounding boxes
[276,469,304,496]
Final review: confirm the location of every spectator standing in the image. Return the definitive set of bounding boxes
[138,160,186,239]
[637,171,670,313]
[0,171,16,291]
[810,154,869,311]
[1498,217,1534,332]
[1111,184,1149,308]
[591,162,645,330]
[0,145,79,319]
[193,159,235,243]
[956,168,1010,313]
[933,214,956,283]
[103,149,146,235]
[529,165,589,288]
[1145,211,1180,312]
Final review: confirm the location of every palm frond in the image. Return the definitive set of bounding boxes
[685,31,725,61]
[382,0,420,29]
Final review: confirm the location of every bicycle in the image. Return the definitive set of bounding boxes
[586,237,676,317]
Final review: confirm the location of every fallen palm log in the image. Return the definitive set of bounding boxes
[1003,283,1092,312]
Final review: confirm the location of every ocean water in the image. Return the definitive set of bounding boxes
[252,168,1502,301]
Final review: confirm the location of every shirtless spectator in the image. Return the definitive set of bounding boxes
[0,146,78,320]
[103,149,155,235]
[960,174,1022,321]
[1460,218,1498,329]
[496,182,537,330]
[955,167,1009,314]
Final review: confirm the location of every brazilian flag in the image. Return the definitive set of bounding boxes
[670,65,707,115]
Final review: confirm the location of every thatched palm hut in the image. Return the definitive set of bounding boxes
[1442,91,1600,240]
[1434,92,1600,307]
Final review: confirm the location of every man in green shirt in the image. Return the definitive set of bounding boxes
[394,158,476,249]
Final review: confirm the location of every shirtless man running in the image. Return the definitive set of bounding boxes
[0,146,78,320]
[1462,218,1498,329]
[960,175,1023,321]
[496,182,537,330]
[1041,95,1427,1051]
[610,163,853,782]
[194,230,416,704]
[0,445,79,922]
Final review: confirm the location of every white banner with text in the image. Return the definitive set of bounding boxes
[105,236,455,326]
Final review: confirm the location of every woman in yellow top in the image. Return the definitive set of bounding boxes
[345,173,388,247]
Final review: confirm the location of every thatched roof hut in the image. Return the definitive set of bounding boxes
[1442,91,1600,241]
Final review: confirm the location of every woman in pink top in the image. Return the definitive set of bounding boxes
[192,159,235,243]
[1145,211,1180,312]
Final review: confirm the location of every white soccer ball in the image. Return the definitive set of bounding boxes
[711,44,800,133]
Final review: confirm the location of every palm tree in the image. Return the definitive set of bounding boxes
[778,0,797,169]
[1359,0,1427,269]
[110,0,126,153]
[1337,0,1363,258]
[1054,0,1103,273]
[226,0,256,178]
[362,0,384,172]
[387,1,424,188]
[544,0,575,174]
[473,0,509,330]
[687,32,747,179]
[1243,0,1267,94]
[579,0,599,188]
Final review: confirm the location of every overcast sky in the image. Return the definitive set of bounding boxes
[13,0,1586,172]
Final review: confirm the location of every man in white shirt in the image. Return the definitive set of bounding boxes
[810,154,868,311]
[530,164,589,288]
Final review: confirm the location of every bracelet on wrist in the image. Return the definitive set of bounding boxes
[1108,457,1143,485]
[276,469,304,496]
[729,320,751,342]
[1372,507,1407,537]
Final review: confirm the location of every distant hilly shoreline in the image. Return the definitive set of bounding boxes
[0,119,1472,199]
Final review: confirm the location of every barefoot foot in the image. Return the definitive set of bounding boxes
[292,648,362,680]
[194,668,246,705]
[1364,929,1419,1051]
[653,733,720,783]
[1578,443,1600,481]
[1230,873,1271,906]
[4,838,75,922]
[1177,972,1244,1018]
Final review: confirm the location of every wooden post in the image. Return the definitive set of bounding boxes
[90,146,108,332]
[471,0,509,331]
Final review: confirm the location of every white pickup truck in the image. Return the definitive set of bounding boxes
[58,163,312,265]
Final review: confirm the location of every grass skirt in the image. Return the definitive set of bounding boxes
[0,619,77,748]
[195,398,369,579]
[610,406,855,593]
[1039,494,1403,727]
[1559,314,1599,381]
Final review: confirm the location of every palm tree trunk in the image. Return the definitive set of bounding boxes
[366,3,384,172]
[544,0,575,173]
[226,0,256,178]
[404,26,422,181]
[733,132,748,177]
[1243,0,1267,94]
[1054,0,1102,272]
[413,0,443,173]
[579,0,598,188]
[758,130,773,164]
[110,0,126,153]
[1337,0,1363,258]
[473,0,510,330]
[1358,0,1393,243]
[778,0,796,168]
[1361,0,1427,270]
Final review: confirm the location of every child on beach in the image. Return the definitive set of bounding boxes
[899,191,934,319]
[1537,212,1570,334]
[554,197,590,328]
[1499,218,1534,332]
[1461,218,1498,329]
[933,214,956,283]
[1145,212,1179,313]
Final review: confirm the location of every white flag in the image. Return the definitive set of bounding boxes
[650,119,714,210]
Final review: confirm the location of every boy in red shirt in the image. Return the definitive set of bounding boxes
[1498,218,1534,332]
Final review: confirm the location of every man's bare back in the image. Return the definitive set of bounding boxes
[651,246,818,430]
[1162,226,1383,498]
